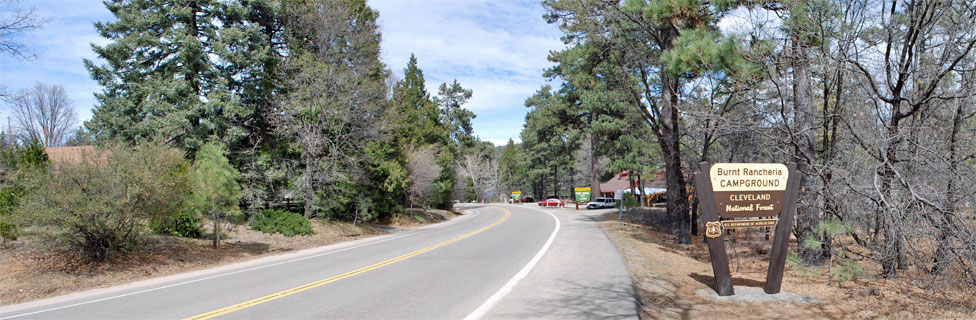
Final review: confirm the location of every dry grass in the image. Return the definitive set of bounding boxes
[598,212,976,320]
[0,210,458,306]
[383,208,456,226]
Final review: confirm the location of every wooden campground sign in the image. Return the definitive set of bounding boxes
[694,162,801,296]
[574,187,591,203]
[710,163,789,218]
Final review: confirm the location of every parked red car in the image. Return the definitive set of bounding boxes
[538,198,564,208]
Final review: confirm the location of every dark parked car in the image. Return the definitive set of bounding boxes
[519,196,536,203]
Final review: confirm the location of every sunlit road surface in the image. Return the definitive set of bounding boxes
[1,204,636,320]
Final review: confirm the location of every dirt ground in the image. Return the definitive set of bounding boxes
[0,209,457,306]
[596,212,976,320]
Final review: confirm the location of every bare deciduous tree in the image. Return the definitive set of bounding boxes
[407,144,442,209]
[8,82,77,147]
[0,0,44,100]
[0,0,43,60]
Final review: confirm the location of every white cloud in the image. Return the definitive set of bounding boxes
[371,0,565,145]
[484,137,519,146]
[717,6,784,39]
[2,1,563,146]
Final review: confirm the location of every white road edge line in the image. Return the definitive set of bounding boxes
[463,206,561,320]
[0,208,482,320]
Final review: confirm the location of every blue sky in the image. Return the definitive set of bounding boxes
[371,0,565,145]
[0,0,112,128]
[0,0,565,146]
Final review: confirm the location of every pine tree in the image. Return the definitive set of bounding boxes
[215,0,288,212]
[543,0,744,243]
[498,139,523,194]
[85,0,287,212]
[391,54,445,147]
[188,142,241,249]
[436,80,476,152]
[86,0,224,153]
[275,0,387,218]
[521,85,580,199]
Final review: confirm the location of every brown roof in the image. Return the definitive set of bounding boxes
[599,171,667,193]
[45,146,98,165]
[599,173,634,192]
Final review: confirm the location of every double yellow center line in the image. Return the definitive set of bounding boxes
[183,208,511,320]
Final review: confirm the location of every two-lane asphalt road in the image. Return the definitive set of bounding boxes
[1,205,637,319]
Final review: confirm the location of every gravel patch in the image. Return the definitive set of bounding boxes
[695,287,822,304]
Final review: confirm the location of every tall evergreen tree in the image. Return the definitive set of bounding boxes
[86,0,287,213]
[275,0,387,218]
[498,139,523,195]
[86,0,231,154]
[386,54,448,212]
[543,0,746,243]
[391,54,445,147]
[521,85,579,199]
[216,0,288,211]
[430,80,475,208]
[436,80,476,152]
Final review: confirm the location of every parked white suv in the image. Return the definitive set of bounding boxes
[586,197,616,209]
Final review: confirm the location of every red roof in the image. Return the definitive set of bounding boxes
[599,170,667,194]
[599,173,634,192]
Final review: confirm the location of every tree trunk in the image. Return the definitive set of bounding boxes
[638,173,647,207]
[880,105,901,278]
[933,104,965,274]
[791,29,822,266]
[659,25,690,244]
[819,70,843,261]
[303,155,315,218]
[628,170,636,205]
[212,209,220,249]
[552,164,558,198]
[590,132,601,200]
[690,193,699,236]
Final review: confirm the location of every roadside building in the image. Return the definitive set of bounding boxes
[598,170,667,199]
[44,146,97,165]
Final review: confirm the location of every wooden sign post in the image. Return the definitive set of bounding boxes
[693,162,801,296]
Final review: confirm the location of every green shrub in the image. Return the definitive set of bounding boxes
[614,194,638,209]
[0,187,22,245]
[0,139,49,173]
[251,209,314,237]
[14,142,189,261]
[463,177,476,202]
[834,252,871,283]
[17,141,49,169]
[150,209,204,238]
[0,141,49,246]
[786,253,822,277]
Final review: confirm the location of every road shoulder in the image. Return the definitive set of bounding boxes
[480,206,638,319]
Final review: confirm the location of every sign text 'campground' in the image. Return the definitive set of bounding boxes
[710,163,789,218]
